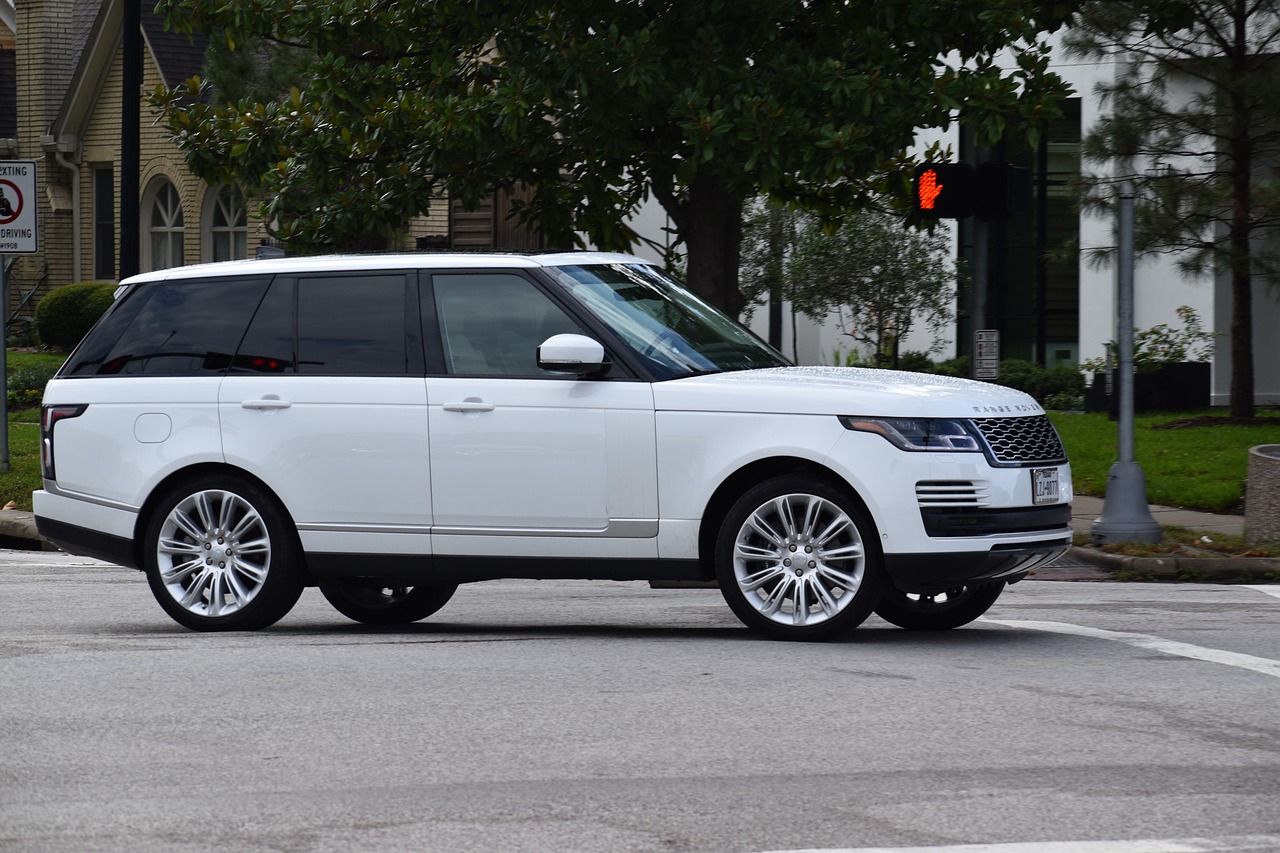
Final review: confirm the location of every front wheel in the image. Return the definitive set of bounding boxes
[874,583,1004,630]
[319,580,458,625]
[143,473,304,631]
[715,475,883,641]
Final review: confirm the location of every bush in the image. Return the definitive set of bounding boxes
[892,354,1084,407]
[35,282,116,350]
[7,362,61,409]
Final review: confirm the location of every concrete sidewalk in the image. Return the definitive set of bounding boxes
[1069,494,1244,538]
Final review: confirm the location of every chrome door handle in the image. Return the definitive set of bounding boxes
[241,397,292,410]
[442,401,495,413]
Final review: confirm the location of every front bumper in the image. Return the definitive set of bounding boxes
[883,533,1072,594]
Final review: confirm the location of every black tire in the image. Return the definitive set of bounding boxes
[874,582,1004,630]
[714,475,883,641]
[143,472,305,631]
[319,580,458,625]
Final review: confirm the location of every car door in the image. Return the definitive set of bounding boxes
[218,271,432,563]
[423,270,658,568]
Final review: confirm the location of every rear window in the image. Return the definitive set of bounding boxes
[60,277,271,377]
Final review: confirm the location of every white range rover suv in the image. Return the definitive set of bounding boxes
[34,252,1072,640]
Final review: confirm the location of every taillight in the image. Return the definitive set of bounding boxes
[40,405,87,481]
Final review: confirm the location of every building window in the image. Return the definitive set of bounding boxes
[203,185,248,262]
[143,179,185,272]
[93,167,114,279]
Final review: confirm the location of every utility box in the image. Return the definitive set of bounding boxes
[1245,445,1280,546]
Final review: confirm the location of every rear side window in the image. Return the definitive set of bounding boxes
[60,277,270,377]
[232,273,421,376]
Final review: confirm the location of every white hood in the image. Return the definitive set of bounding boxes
[651,366,1046,419]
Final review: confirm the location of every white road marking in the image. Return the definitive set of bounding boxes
[980,619,1280,679]
[1243,584,1280,600]
[758,834,1280,852]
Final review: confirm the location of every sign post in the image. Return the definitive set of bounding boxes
[0,160,39,473]
[974,330,1000,380]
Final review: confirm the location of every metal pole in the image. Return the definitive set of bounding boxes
[119,0,142,279]
[1092,181,1160,544]
[1,255,8,473]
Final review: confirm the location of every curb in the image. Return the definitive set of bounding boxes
[1068,545,1280,580]
[0,510,53,551]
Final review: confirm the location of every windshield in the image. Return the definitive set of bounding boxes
[547,263,789,379]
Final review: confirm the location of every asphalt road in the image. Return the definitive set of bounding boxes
[2,551,1278,853]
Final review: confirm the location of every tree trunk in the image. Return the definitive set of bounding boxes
[1227,8,1255,419]
[668,173,745,318]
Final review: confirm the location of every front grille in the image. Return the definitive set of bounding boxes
[973,415,1067,466]
[915,480,989,508]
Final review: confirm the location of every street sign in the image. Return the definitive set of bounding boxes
[974,329,999,380]
[0,161,38,254]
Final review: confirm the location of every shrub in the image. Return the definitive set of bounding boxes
[7,362,61,409]
[890,354,1083,407]
[35,282,116,350]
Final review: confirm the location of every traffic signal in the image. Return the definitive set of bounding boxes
[975,162,1031,219]
[913,162,975,219]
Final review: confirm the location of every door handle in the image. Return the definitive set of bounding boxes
[442,401,495,414]
[241,397,292,410]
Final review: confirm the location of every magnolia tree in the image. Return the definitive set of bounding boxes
[153,0,1080,316]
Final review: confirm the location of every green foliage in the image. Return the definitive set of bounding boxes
[152,0,1081,312]
[6,362,61,409]
[741,200,960,365]
[992,359,1085,407]
[34,282,116,350]
[880,353,1083,407]
[1080,305,1217,372]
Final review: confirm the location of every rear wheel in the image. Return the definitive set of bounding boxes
[715,475,883,641]
[874,583,1004,630]
[319,580,457,625]
[144,473,304,631]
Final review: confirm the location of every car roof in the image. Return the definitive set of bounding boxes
[117,251,655,286]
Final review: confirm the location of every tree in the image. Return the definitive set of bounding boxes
[741,206,959,366]
[155,0,1080,314]
[1065,1,1280,418]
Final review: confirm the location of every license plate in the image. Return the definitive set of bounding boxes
[1032,468,1059,505]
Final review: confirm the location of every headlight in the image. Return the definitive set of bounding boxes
[839,417,982,452]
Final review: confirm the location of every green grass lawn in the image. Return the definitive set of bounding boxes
[1050,409,1280,514]
[0,351,67,510]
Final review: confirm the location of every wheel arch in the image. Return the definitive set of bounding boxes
[696,456,880,577]
[131,462,305,574]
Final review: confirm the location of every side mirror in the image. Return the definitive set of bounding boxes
[537,333,610,377]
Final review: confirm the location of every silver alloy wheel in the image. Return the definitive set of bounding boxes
[731,492,866,627]
[155,489,272,618]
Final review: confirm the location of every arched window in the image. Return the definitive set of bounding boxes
[143,179,185,271]
[203,185,248,262]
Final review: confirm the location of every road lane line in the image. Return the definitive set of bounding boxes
[980,619,1280,679]
[758,834,1280,852]
[1243,584,1280,600]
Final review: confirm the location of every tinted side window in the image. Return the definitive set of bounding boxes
[296,275,412,376]
[233,277,295,373]
[61,277,270,377]
[432,273,582,376]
